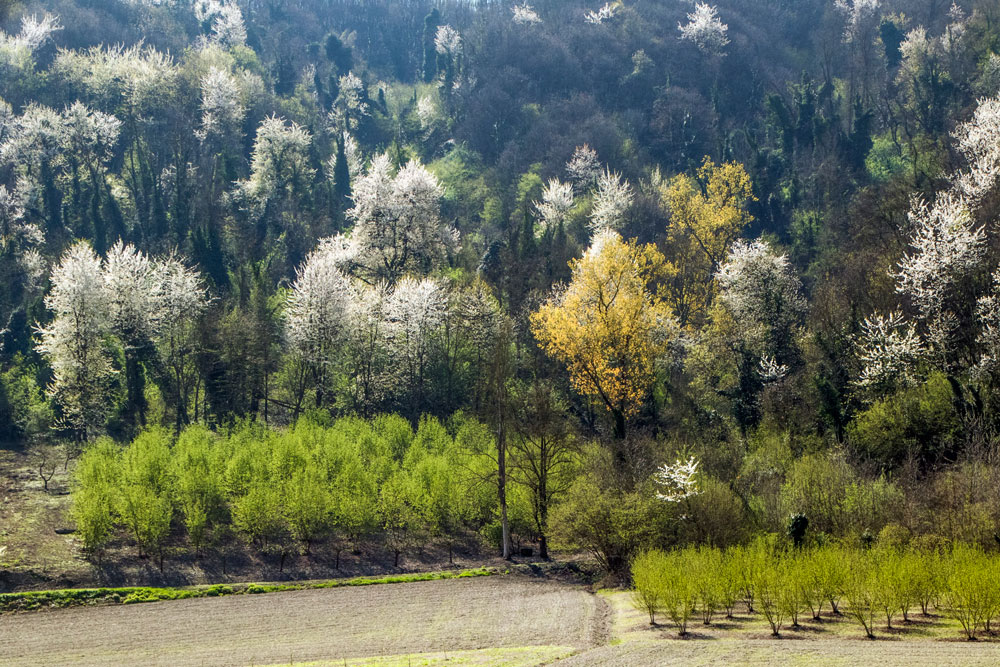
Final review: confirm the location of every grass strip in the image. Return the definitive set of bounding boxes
[0,566,499,613]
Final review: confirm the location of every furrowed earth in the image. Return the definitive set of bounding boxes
[4,572,1000,666]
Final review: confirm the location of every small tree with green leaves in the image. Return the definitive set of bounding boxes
[661,551,699,636]
[71,439,120,560]
[843,552,879,639]
[631,549,667,624]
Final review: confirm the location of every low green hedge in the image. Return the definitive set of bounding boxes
[0,568,497,613]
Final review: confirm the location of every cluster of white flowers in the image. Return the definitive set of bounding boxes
[235,116,314,212]
[654,456,701,502]
[953,96,1000,202]
[346,153,455,283]
[566,144,601,192]
[434,25,462,57]
[286,241,357,370]
[36,241,206,438]
[416,95,440,130]
[758,355,789,384]
[512,4,542,25]
[329,72,370,131]
[678,3,729,54]
[584,2,618,25]
[53,44,177,112]
[285,241,450,407]
[533,178,574,235]
[0,13,61,75]
[895,193,985,351]
[588,169,633,233]
[200,66,246,138]
[855,311,926,392]
[194,0,246,46]
[716,239,806,351]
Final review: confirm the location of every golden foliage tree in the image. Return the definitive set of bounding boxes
[530,230,676,438]
[660,158,755,328]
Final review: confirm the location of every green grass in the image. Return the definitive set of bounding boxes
[0,567,499,613]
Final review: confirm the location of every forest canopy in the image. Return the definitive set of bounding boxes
[3,0,1000,573]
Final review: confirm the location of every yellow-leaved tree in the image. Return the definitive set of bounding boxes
[530,230,677,439]
[660,158,755,328]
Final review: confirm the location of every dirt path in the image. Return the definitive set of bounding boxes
[0,576,598,666]
[557,638,1000,666]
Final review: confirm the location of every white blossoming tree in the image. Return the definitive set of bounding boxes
[855,311,926,395]
[678,3,729,55]
[285,240,356,407]
[199,66,246,140]
[566,144,601,192]
[346,153,455,284]
[589,169,633,234]
[512,4,542,25]
[534,178,574,236]
[654,456,700,502]
[36,242,112,441]
[894,193,985,359]
[584,2,619,25]
[386,277,446,400]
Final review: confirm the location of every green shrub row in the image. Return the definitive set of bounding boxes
[0,567,496,613]
[72,415,513,568]
[632,539,1000,640]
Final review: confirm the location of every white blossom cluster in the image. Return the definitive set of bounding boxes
[199,66,246,138]
[533,178,574,236]
[588,169,633,233]
[895,193,985,351]
[834,0,881,44]
[434,25,462,57]
[54,44,178,112]
[345,153,455,283]
[953,96,1000,202]
[329,72,370,131]
[678,3,729,54]
[654,456,701,502]
[234,116,314,214]
[584,2,619,25]
[855,311,926,392]
[716,239,806,353]
[565,144,601,192]
[286,243,449,406]
[512,4,542,25]
[0,13,61,76]
[194,0,247,46]
[36,241,206,438]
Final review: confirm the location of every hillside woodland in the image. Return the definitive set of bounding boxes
[3,0,1000,579]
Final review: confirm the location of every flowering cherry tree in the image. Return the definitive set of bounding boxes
[36,242,112,440]
[894,193,985,357]
[589,169,633,234]
[654,456,700,502]
[678,4,729,54]
[855,311,926,394]
[534,178,574,235]
[346,154,455,284]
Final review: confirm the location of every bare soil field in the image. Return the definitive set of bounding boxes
[6,574,1000,666]
[0,575,603,666]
